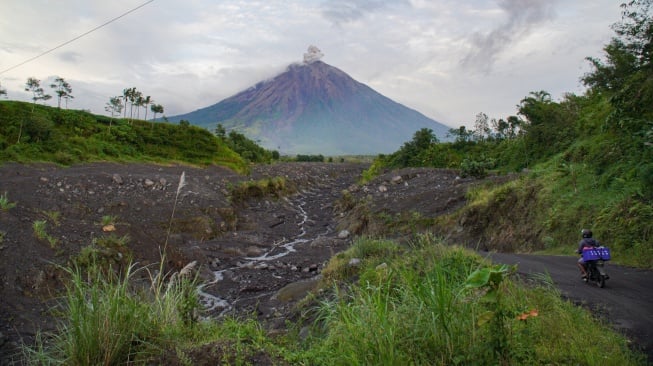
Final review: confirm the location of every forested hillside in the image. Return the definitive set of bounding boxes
[364,1,652,268]
[0,101,279,172]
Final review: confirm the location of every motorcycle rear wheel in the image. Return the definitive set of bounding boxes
[598,275,606,288]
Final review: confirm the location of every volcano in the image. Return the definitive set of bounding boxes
[167,58,450,155]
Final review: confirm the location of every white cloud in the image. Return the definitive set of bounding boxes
[0,0,620,128]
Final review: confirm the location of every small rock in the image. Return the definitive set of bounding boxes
[112,174,123,185]
[338,230,350,239]
[378,185,388,192]
[144,179,155,187]
[391,175,403,184]
[39,177,48,183]
[246,246,263,257]
[348,258,361,267]
[299,326,311,341]
[159,178,167,186]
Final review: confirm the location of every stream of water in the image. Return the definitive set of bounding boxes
[196,194,321,316]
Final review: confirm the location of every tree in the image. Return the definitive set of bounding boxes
[0,82,6,98]
[142,95,152,120]
[122,88,131,118]
[582,0,653,134]
[215,123,227,139]
[448,126,473,144]
[391,128,438,167]
[105,96,123,133]
[134,92,144,120]
[25,77,52,107]
[473,112,491,141]
[50,76,73,109]
[150,103,164,121]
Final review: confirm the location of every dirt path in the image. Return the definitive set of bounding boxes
[487,252,653,362]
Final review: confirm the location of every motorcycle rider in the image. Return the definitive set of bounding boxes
[577,229,600,279]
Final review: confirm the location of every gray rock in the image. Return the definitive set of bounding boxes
[338,230,350,239]
[112,173,123,185]
[348,258,361,267]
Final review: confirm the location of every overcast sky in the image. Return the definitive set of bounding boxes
[0,0,621,129]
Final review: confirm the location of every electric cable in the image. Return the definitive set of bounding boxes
[0,0,154,75]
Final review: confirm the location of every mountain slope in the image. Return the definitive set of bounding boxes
[167,61,450,155]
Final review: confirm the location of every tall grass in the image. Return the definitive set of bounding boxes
[299,235,645,365]
[24,262,202,365]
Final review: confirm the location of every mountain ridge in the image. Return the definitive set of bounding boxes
[167,60,450,155]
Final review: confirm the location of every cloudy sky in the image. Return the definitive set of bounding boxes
[0,0,621,128]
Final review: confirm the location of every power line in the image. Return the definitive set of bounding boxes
[0,0,154,75]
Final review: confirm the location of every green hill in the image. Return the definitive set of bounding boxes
[0,101,248,172]
[361,2,653,268]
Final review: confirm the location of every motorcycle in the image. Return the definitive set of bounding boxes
[581,247,611,288]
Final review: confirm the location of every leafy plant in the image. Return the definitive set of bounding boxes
[465,264,516,362]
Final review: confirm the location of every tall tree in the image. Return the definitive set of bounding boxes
[130,89,142,121]
[582,0,652,136]
[105,96,123,133]
[49,76,73,109]
[142,95,152,120]
[19,77,51,144]
[25,77,52,107]
[122,88,131,118]
[473,112,490,142]
[134,92,144,120]
[150,103,164,122]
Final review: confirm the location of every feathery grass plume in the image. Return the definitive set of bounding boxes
[163,171,186,251]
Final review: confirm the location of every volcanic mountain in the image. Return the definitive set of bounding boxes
[167,60,450,155]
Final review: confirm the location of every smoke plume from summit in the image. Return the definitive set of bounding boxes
[303,45,324,64]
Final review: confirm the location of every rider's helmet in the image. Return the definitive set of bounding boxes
[581,229,593,238]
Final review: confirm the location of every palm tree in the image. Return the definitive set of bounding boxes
[122,88,131,118]
[130,89,142,122]
[143,95,152,120]
[150,103,164,121]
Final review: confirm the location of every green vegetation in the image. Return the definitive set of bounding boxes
[215,124,277,163]
[228,176,292,203]
[26,236,645,364]
[0,192,16,211]
[0,100,249,172]
[298,236,644,365]
[362,1,653,268]
[100,215,118,226]
[32,219,58,248]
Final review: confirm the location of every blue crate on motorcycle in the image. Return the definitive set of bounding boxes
[582,247,611,261]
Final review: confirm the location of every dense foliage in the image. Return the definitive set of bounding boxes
[0,101,250,172]
[364,1,653,268]
[215,123,277,163]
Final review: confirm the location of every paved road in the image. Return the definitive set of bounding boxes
[485,252,653,363]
